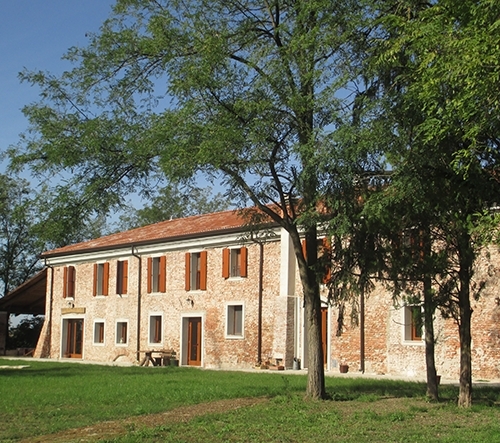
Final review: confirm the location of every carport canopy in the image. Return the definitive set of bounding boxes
[0,269,47,316]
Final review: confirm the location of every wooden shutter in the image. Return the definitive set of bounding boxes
[63,267,68,298]
[301,239,307,260]
[93,264,98,296]
[147,257,153,293]
[159,256,167,293]
[200,251,207,290]
[185,253,191,291]
[102,262,110,296]
[68,266,75,297]
[240,247,248,278]
[120,260,128,294]
[222,248,230,279]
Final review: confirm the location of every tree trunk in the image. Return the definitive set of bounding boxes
[293,226,326,399]
[457,234,473,407]
[304,279,326,399]
[424,273,438,401]
[457,282,473,407]
[422,228,438,401]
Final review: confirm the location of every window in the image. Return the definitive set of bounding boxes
[93,321,105,344]
[63,266,76,298]
[116,260,128,295]
[226,304,244,338]
[222,247,248,278]
[147,256,166,293]
[93,263,110,296]
[149,315,162,344]
[185,251,207,291]
[116,321,128,345]
[404,306,423,342]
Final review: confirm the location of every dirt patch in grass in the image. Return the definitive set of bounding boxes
[21,397,269,443]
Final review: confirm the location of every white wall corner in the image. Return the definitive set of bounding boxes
[280,228,296,297]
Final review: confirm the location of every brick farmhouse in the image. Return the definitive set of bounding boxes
[8,208,500,380]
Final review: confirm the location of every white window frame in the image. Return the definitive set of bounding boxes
[148,313,163,346]
[225,302,244,339]
[402,305,424,345]
[93,319,105,345]
[115,320,129,346]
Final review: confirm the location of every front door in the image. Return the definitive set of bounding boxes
[187,317,201,366]
[65,319,83,358]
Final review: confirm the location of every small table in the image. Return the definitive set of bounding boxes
[139,350,177,367]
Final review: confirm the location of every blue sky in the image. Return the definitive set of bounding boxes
[0,1,116,156]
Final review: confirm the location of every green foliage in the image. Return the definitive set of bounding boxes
[116,183,229,230]
[0,174,45,296]
[10,0,385,399]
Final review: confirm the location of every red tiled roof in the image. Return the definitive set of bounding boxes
[42,208,269,258]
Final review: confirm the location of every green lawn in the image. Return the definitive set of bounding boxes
[1,359,499,442]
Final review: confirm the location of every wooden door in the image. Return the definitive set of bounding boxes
[321,307,328,366]
[187,317,201,366]
[66,319,83,358]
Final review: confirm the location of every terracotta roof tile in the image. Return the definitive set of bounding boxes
[42,208,265,258]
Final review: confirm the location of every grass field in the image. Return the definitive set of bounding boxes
[1,359,499,442]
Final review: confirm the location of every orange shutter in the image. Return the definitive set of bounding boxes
[159,256,167,293]
[63,267,68,298]
[93,264,98,296]
[200,251,207,290]
[103,262,110,296]
[147,257,153,293]
[185,253,191,291]
[240,247,248,278]
[301,239,308,261]
[222,248,230,279]
[122,260,128,294]
[68,266,75,297]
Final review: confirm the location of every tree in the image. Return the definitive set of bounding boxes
[11,0,376,399]
[0,174,44,296]
[368,0,500,406]
[117,183,230,230]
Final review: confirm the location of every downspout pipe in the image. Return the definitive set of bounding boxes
[360,288,365,373]
[131,246,142,362]
[44,260,54,358]
[257,242,264,366]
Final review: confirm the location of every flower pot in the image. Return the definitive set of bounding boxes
[339,364,349,374]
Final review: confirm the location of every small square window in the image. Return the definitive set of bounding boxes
[116,321,128,345]
[149,315,162,344]
[226,304,244,338]
[94,322,105,344]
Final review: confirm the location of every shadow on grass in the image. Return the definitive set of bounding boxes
[324,378,500,408]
